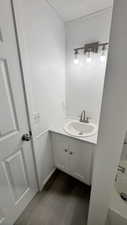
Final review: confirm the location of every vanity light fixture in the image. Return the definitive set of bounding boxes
[73,42,109,64]
[74,49,79,64]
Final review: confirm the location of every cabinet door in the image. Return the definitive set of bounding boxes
[69,139,93,185]
[51,134,70,171]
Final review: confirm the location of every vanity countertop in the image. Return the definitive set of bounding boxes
[49,121,98,145]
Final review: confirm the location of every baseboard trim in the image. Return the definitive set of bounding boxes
[39,168,56,191]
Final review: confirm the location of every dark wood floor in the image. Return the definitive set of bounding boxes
[15,170,91,225]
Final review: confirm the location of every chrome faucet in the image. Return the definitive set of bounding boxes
[80,110,89,123]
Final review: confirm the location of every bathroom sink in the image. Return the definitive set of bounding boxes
[64,120,97,137]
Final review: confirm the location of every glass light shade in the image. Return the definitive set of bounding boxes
[86,56,92,63]
[74,51,79,64]
[86,51,92,63]
[100,54,106,62]
[100,45,106,62]
[74,58,79,64]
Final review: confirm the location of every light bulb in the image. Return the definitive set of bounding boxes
[74,50,79,64]
[86,51,92,63]
[86,56,92,63]
[74,58,79,64]
[100,55,106,62]
[100,44,106,62]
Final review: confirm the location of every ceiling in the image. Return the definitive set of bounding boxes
[47,0,113,21]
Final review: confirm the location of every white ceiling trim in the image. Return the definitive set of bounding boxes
[47,0,113,21]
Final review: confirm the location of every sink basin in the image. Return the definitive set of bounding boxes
[64,120,97,137]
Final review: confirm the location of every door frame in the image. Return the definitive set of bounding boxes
[10,0,39,189]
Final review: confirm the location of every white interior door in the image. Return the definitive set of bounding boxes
[0,0,37,225]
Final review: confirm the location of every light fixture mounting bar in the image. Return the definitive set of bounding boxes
[84,42,99,53]
[74,42,109,53]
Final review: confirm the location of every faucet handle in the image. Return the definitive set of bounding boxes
[85,117,89,123]
[86,116,91,123]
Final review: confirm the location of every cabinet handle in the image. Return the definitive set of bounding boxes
[69,151,73,155]
[64,149,68,152]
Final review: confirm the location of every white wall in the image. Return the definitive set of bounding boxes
[87,0,127,224]
[13,0,65,189]
[18,0,65,134]
[66,8,112,123]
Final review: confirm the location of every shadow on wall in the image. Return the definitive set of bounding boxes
[121,131,127,160]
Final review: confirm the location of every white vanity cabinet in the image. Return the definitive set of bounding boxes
[51,133,94,185]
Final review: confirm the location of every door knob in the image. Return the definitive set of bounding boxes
[22,131,32,141]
